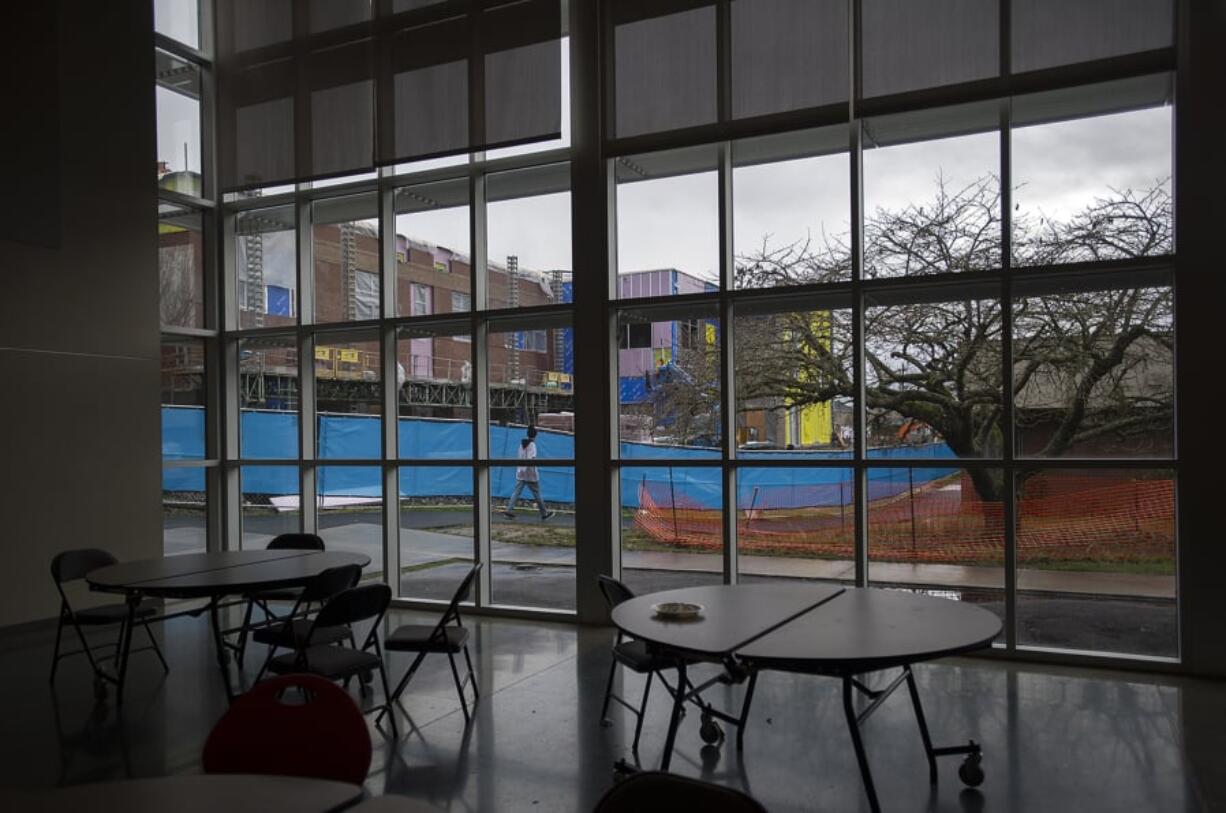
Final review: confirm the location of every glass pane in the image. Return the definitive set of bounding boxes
[239,335,300,459]
[156,50,202,197]
[618,465,724,595]
[737,466,855,585]
[613,6,716,138]
[313,194,379,324]
[616,146,720,296]
[236,204,297,329]
[490,465,575,610]
[730,0,848,118]
[240,465,300,550]
[397,322,473,459]
[155,0,200,49]
[618,305,721,458]
[1016,469,1176,658]
[733,128,851,288]
[1012,0,1173,73]
[733,297,854,454]
[163,466,206,556]
[487,318,574,458]
[316,332,382,459]
[486,164,571,310]
[868,466,1005,638]
[394,179,470,318]
[865,288,1002,459]
[318,465,383,579]
[1012,79,1173,267]
[161,338,206,461]
[1013,280,1173,458]
[861,0,998,98]
[158,205,205,328]
[399,466,474,601]
[863,104,1001,278]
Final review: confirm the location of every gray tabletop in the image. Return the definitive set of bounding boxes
[613,585,1000,672]
[2,774,364,813]
[610,583,846,658]
[87,550,372,599]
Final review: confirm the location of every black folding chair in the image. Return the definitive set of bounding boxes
[235,533,326,667]
[265,582,398,738]
[49,549,168,699]
[252,563,362,682]
[597,575,682,754]
[379,564,481,729]
[593,770,767,813]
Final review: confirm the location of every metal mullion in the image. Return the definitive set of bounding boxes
[380,175,400,591]
[474,317,491,607]
[731,457,859,469]
[217,334,239,551]
[611,459,724,469]
[158,188,217,210]
[159,325,218,339]
[1000,73,1018,650]
[610,290,722,314]
[717,139,736,584]
[154,32,213,67]
[850,0,868,585]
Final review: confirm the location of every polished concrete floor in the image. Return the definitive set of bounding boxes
[2,605,1223,811]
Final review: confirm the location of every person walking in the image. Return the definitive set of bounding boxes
[503,426,554,520]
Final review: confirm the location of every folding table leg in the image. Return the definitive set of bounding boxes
[842,676,881,813]
[114,592,140,706]
[659,661,688,772]
[208,597,235,701]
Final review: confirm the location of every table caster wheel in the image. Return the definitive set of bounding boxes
[93,677,108,702]
[699,715,724,745]
[958,754,984,787]
[600,717,613,728]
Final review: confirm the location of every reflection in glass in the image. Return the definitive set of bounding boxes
[239,336,299,459]
[1016,468,1175,658]
[865,291,1002,461]
[155,0,200,49]
[318,465,383,578]
[867,466,1004,637]
[316,333,381,459]
[490,466,575,610]
[736,466,855,585]
[487,165,571,310]
[158,205,205,329]
[863,106,1000,278]
[618,465,723,595]
[616,147,720,295]
[240,466,300,550]
[399,467,474,602]
[397,323,473,459]
[316,463,382,578]
[617,307,721,457]
[156,50,202,197]
[734,297,854,454]
[163,466,206,556]
[161,338,206,461]
[1012,84,1172,267]
[733,129,850,288]
[1013,282,1173,458]
[486,318,573,459]
[312,195,379,324]
[394,180,470,318]
[236,205,296,330]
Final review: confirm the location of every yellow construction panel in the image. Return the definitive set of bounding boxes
[315,347,332,361]
[338,349,360,363]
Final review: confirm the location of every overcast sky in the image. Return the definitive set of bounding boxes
[158,2,1172,283]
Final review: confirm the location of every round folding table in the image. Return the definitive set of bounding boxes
[88,549,370,702]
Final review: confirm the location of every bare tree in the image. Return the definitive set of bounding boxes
[694,176,1173,501]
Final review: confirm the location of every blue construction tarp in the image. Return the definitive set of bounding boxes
[162,407,956,508]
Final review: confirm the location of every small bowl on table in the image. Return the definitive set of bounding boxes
[651,601,704,621]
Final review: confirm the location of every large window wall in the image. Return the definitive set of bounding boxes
[200,0,1182,664]
[603,0,1177,661]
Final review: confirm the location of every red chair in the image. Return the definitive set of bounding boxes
[203,673,372,785]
